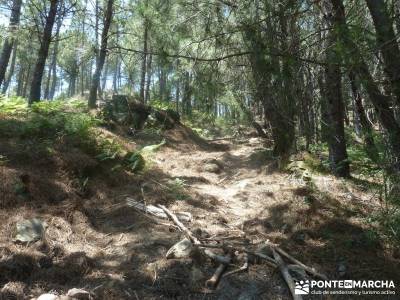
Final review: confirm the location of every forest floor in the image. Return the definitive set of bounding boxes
[1,120,400,299]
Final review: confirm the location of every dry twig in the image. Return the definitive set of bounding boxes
[273,248,302,300]
[205,254,232,289]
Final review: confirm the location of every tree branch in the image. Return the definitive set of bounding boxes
[108,46,251,62]
[109,45,331,66]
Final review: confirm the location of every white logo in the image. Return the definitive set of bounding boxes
[295,280,396,296]
[344,280,353,288]
[295,280,310,295]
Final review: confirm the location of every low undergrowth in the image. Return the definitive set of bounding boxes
[0,97,98,140]
[0,96,147,174]
[296,139,400,248]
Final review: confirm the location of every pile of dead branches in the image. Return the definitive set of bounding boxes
[157,205,327,300]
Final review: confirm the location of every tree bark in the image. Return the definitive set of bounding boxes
[365,0,400,106]
[80,0,88,96]
[48,14,63,100]
[95,0,100,64]
[2,41,18,94]
[159,66,167,101]
[175,59,180,112]
[88,0,114,108]
[101,59,108,92]
[321,0,349,177]
[330,0,400,169]
[395,0,400,36]
[113,57,120,93]
[175,80,180,112]
[145,52,152,103]
[0,0,22,87]
[244,12,296,158]
[303,68,315,148]
[29,0,59,104]
[22,64,31,98]
[44,63,52,99]
[183,71,192,115]
[69,67,77,97]
[16,66,24,96]
[49,50,58,99]
[139,18,148,103]
[348,71,379,162]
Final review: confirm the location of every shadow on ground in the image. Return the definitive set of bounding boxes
[241,184,400,293]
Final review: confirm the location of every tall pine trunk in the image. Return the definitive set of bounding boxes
[29,0,59,104]
[348,71,379,162]
[139,18,148,103]
[0,0,22,87]
[16,65,25,96]
[112,58,119,93]
[101,60,108,92]
[88,0,114,108]
[49,17,62,100]
[183,71,192,115]
[45,13,63,100]
[44,63,52,99]
[80,0,88,96]
[331,0,400,170]
[245,20,295,158]
[321,0,349,177]
[2,41,18,94]
[365,0,400,106]
[159,66,167,102]
[22,65,31,98]
[69,64,78,97]
[145,53,152,103]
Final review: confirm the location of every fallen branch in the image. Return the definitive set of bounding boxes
[127,198,192,222]
[205,254,232,289]
[197,242,278,268]
[126,208,180,230]
[158,205,231,265]
[217,176,228,184]
[198,243,278,267]
[203,249,232,265]
[158,204,200,244]
[199,234,246,242]
[223,253,249,278]
[157,204,325,292]
[273,249,302,300]
[268,242,328,280]
[248,250,277,268]
[166,238,193,259]
[207,137,235,142]
[197,240,325,282]
[288,264,308,280]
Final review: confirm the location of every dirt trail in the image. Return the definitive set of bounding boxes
[1,130,399,299]
[155,137,285,233]
[146,135,400,298]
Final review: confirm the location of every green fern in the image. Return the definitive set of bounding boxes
[125,151,145,172]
